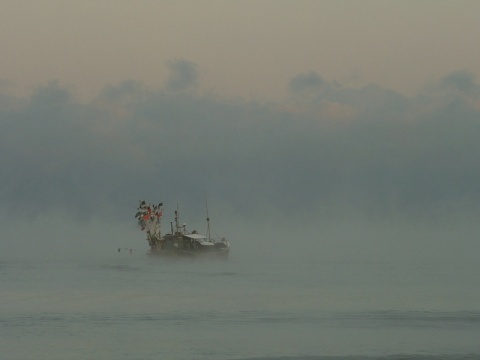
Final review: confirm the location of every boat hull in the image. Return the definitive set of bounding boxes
[148,246,230,258]
[147,233,230,259]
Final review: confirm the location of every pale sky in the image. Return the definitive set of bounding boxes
[1,1,479,100]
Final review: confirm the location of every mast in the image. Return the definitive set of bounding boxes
[156,203,163,239]
[205,193,211,240]
[174,203,181,234]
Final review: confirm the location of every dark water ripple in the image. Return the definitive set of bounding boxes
[3,309,480,329]
[335,310,480,329]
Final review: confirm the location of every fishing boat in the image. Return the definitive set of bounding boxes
[135,201,230,258]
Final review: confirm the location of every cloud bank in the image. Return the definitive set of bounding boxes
[1,66,480,232]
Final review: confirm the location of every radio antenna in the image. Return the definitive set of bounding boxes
[205,193,211,240]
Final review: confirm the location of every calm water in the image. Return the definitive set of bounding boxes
[1,249,480,360]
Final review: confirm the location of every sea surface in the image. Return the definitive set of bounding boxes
[1,248,480,360]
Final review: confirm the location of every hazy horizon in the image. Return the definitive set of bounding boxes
[1,1,480,264]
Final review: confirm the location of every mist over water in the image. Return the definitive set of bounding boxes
[2,216,480,360]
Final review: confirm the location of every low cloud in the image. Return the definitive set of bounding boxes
[166,59,198,92]
[440,70,479,96]
[1,70,480,230]
[289,71,330,94]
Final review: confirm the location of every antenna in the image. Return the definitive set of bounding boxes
[205,193,211,240]
[175,203,181,233]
